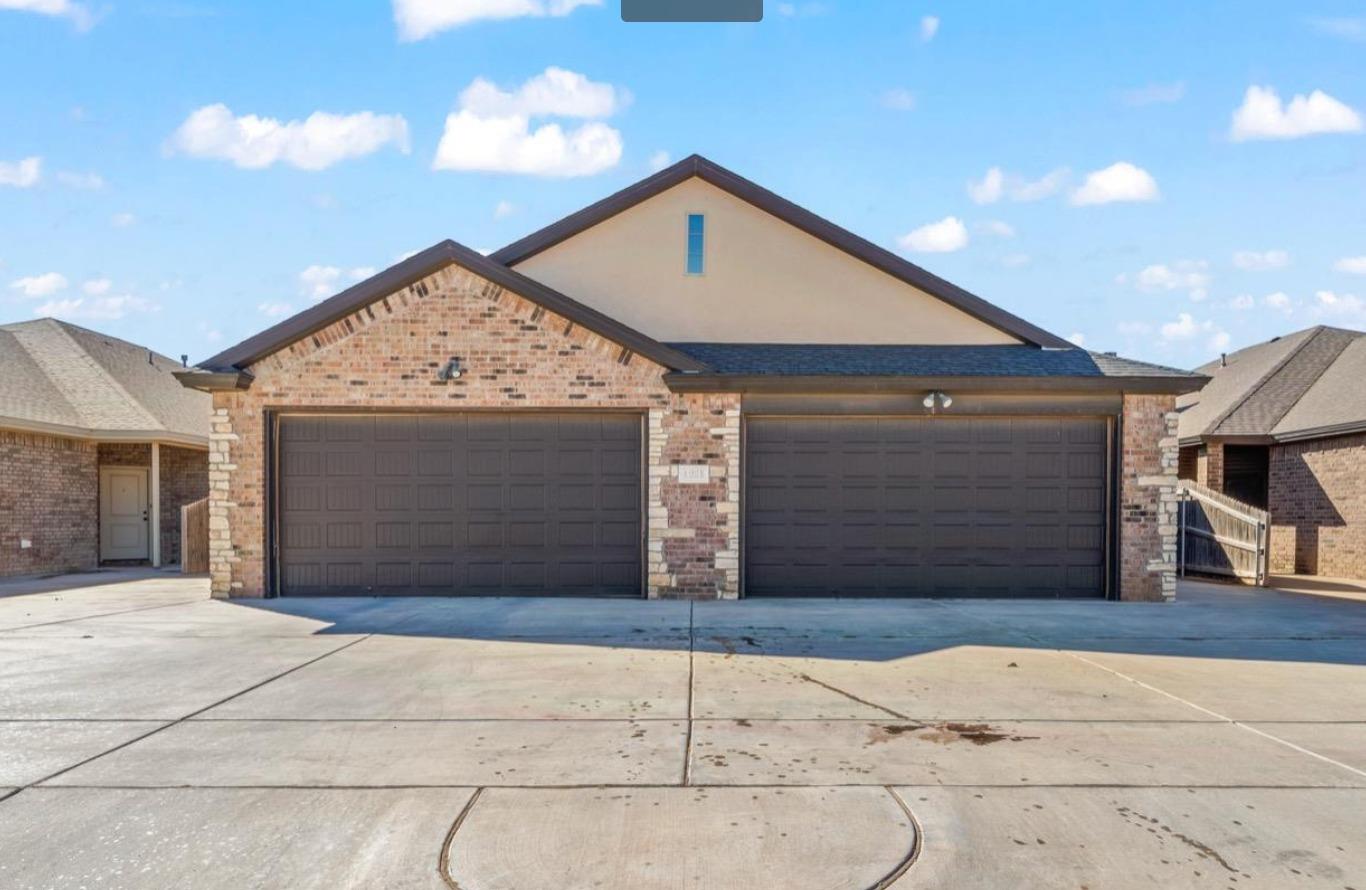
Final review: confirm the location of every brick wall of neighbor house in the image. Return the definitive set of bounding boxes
[1268,432,1366,579]
[97,442,151,467]
[159,445,209,566]
[1177,445,1198,481]
[0,430,98,577]
[1120,394,1180,601]
[208,263,741,600]
[1195,440,1224,492]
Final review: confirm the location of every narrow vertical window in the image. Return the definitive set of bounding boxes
[686,213,705,275]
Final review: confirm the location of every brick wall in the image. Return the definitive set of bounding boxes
[1195,440,1224,492]
[97,442,151,467]
[0,430,98,577]
[210,263,741,599]
[159,445,209,565]
[1119,395,1180,601]
[1268,433,1366,579]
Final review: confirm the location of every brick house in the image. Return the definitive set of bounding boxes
[0,319,210,577]
[1178,325,1366,580]
[178,155,1202,602]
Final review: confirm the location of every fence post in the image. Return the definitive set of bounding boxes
[1178,493,1186,578]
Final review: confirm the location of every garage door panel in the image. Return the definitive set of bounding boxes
[745,416,1108,598]
[278,413,642,596]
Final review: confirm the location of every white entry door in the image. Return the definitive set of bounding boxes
[100,467,149,560]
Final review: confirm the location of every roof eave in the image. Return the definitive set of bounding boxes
[491,154,1072,350]
[663,373,1208,395]
[1272,420,1366,444]
[0,416,209,449]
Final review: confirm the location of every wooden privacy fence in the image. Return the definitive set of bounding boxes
[1177,481,1269,585]
[181,497,209,574]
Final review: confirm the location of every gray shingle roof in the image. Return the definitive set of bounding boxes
[665,343,1200,379]
[1177,326,1366,442]
[0,318,209,442]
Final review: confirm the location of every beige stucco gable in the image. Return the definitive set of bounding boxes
[511,178,1021,345]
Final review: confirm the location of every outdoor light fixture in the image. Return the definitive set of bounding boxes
[922,391,953,411]
[436,357,462,381]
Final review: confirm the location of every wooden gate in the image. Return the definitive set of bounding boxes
[1177,481,1269,585]
[180,497,209,574]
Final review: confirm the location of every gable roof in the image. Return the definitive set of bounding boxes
[1177,325,1366,443]
[0,318,209,445]
[193,240,710,378]
[491,154,1073,349]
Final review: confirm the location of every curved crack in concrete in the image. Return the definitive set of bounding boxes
[439,785,921,890]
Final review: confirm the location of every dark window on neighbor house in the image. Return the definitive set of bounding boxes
[686,213,705,275]
[1223,445,1270,509]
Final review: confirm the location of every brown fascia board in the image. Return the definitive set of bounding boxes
[193,240,710,379]
[663,373,1210,396]
[490,154,1074,350]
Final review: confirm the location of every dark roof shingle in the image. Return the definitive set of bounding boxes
[665,343,1200,379]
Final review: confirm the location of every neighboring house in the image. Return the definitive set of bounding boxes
[0,319,210,577]
[178,155,1203,602]
[1178,325,1366,580]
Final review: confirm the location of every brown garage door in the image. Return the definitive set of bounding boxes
[276,413,642,596]
[744,416,1108,598]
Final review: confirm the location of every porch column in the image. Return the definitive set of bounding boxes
[150,441,161,567]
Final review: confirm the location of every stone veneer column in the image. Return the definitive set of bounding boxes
[207,404,239,598]
[1120,394,1180,601]
[646,397,742,600]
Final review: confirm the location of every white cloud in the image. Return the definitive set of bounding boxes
[1311,17,1366,43]
[81,277,111,295]
[967,167,1003,204]
[977,220,1015,238]
[1232,249,1289,271]
[647,150,671,172]
[257,301,293,318]
[458,66,627,119]
[967,166,1068,204]
[919,15,939,41]
[0,156,41,188]
[0,0,93,30]
[1066,332,1086,347]
[493,199,516,220]
[393,0,601,41]
[1121,81,1186,106]
[1264,291,1293,312]
[1159,312,1229,352]
[111,212,136,228]
[1132,260,1210,300]
[1070,161,1159,206]
[56,170,103,189]
[10,272,68,297]
[1229,294,1255,310]
[198,321,222,344]
[299,265,376,300]
[880,88,916,111]
[1229,85,1363,141]
[1334,255,1366,275]
[1313,290,1366,323]
[34,295,155,321]
[897,216,968,253]
[166,104,411,171]
[433,68,625,178]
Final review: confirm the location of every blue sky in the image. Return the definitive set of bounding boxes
[2,0,1365,368]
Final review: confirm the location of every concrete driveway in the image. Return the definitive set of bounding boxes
[0,573,1363,889]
